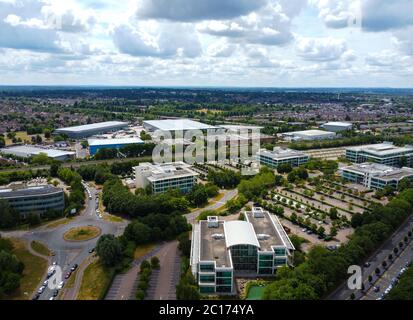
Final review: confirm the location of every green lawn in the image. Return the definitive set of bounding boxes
[246,286,267,300]
[8,239,48,300]
[30,241,50,257]
[77,260,114,300]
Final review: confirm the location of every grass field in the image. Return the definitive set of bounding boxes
[63,226,101,242]
[246,286,267,300]
[4,131,47,146]
[30,241,50,257]
[134,243,157,260]
[77,260,114,300]
[7,239,47,300]
[45,218,72,229]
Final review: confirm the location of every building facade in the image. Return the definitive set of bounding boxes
[134,162,198,194]
[258,147,309,169]
[346,142,413,167]
[191,208,295,295]
[0,145,75,161]
[281,130,336,141]
[0,185,65,217]
[321,122,353,133]
[88,137,144,156]
[341,163,413,190]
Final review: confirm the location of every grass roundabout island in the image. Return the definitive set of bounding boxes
[63,226,101,242]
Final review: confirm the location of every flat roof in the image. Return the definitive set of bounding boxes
[200,221,231,268]
[343,163,413,181]
[144,119,217,131]
[246,209,295,251]
[0,145,75,158]
[285,130,336,137]
[323,122,353,127]
[136,162,199,182]
[347,142,413,156]
[0,185,63,198]
[56,121,128,133]
[88,137,144,146]
[258,147,308,160]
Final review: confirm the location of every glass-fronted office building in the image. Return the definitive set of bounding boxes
[346,142,413,167]
[191,208,295,295]
[258,148,309,169]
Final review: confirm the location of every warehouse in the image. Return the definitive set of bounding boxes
[54,121,129,139]
[88,137,144,156]
[0,145,75,161]
[0,185,65,217]
[281,130,336,141]
[321,122,353,132]
[190,207,295,295]
[143,119,217,133]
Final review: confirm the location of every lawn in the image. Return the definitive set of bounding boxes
[77,260,114,300]
[63,226,101,242]
[30,241,50,257]
[7,239,47,300]
[134,243,157,260]
[4,131,47,146]
[46,218,72,229]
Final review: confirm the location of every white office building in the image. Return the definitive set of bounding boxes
[134,162,199,194]
[257,147,309,169]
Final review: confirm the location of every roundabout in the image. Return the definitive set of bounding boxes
[63,226,102,242]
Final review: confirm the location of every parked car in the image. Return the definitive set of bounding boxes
[65,272,71,279]
[364,262,371,268]
[37,286,45,294]
[89,248,95,253]
[373,286,380,293]
[71,264,78,272]
[32,294,40,300]
[53,290,59,297]
[57,281,64,290]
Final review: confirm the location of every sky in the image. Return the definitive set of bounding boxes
[0,0,412,87]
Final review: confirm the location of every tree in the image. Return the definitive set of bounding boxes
[176,272,200,300]
[277,163,293,174]
[50,163,61,178]
[31,153,51,165]
[124,221,151,245]
[178,232,191,257]
[27,213,41,227]
[96,235,123,267]
[43,129,51,139]
[150,256,160,269]
[0,200,20,229]
[329,208,339,220]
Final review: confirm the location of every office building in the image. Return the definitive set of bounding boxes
[0,185,65,217]
[281,130,336,141]
[341,163,413,190]
[134,162,199,194]
[346,142,413,167]
[54,121,129,139]
[88,137,144,156]
[0,145,75,161]
[321,122,353,133]
[190,207,295,295]
[257,147,309,169]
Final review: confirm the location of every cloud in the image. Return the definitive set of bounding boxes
[112,23,202,58]
[136,0,267,22]
[296,37,351,62]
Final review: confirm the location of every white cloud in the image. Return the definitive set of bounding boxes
[296,37,350,62]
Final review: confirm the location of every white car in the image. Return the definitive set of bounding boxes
[57,281,65,290]
[49,297,54,300]
[43,280,49,286]
[37,286,46,294]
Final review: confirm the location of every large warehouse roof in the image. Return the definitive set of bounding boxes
[144,119,217,131]
[56,121,128,133]
[88,137,144,146]
[0,145,75,159]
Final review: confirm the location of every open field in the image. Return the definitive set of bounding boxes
[77,260,114,300]
[7,239,47,300]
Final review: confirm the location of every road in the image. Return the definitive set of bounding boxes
[1,183,128,301]
[329,214,413,300]
[185,189,238,224]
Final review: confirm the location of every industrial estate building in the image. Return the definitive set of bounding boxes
[88,137,144,156]
[321,122,353,133]
[54,121,129,139]
[0,145,75,161]
[341,163,413,190]
[134,162,199,194]
[190,207,295,295]
[346,142,413,167]
[281,129,336,141]
[143,119,217,133]
[257,147,309,169]
[0,185,65,216]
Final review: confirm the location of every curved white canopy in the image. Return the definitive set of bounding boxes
[223,221,260,249]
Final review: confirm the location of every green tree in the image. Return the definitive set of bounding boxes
[96,235,123,267]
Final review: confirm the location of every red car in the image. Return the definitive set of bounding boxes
[65,272,72,279]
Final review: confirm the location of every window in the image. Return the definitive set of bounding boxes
[200,264,214,272]
[200,275,215,283]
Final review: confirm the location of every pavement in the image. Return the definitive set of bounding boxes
[329,214,413,300]
[185,189,238,224]
[0,183,128,301]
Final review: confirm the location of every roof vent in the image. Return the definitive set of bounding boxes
[212,233,225,240]
[207,216,219,228]
[257,234,270,240]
